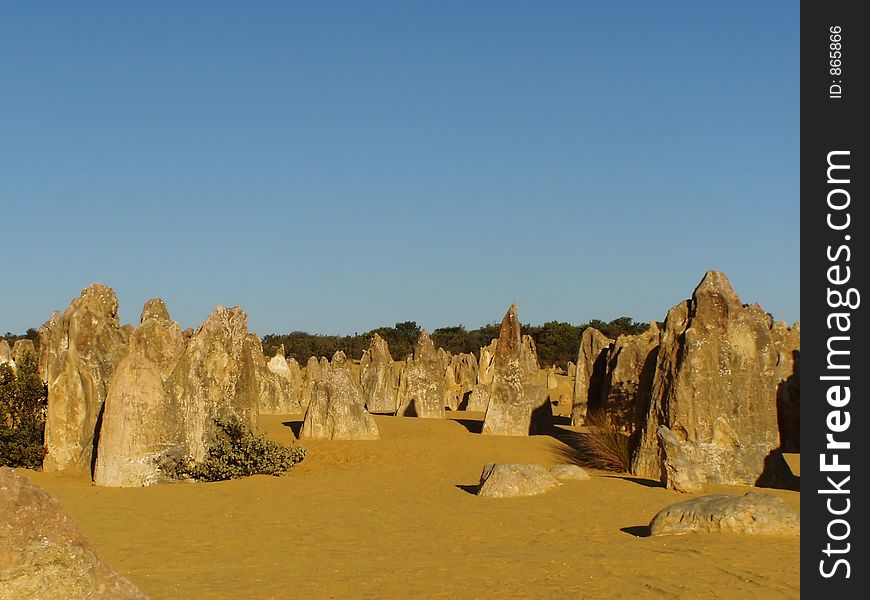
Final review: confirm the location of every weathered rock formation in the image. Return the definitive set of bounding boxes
[590,323,660,431]
[0,467,149,599]
[93,299,186,487]
[477,340,497,386]
[482,304,549,436]
[40,284,130,473]
[0,339,12,367]
[648,492,800,536]
[631,271,790,488]
[260,346,304,414]
[476,463,560,498]
[94,302,272,486]
[396,330,445,419]
[12,339,37,366]
[360,334,398,413]
[571,327,612,425]
[300,352,379,440]
[772,322,800,453]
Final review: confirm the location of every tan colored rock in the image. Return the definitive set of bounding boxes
[301,356,323,411]
[166,306,262,463]
[466,384,491,412]
[771,322,800,453]
[571,327,612,426]
[631,271,783,488]
[300,352,379,440]
[477,340,497,386]
[396,330,445,419]
[266,348,304,404]
[93,300,186,487]
[40,284,130,473]
[260,345,304,415]
[0,467,149,599]
[361,334,398,414]
[11,339,37,366]
[482,305,548,436]
[566,361,576,378]
[648,492,800,536]
[0,340,11,367]
[549,464,591,481]
[476,463,560,498]
[591,324,659,431]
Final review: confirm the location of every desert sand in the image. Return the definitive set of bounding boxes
[23,413,799,599]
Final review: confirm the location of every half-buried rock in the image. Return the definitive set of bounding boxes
[0,467,149,599]
[300,352,379,440]
[476,463,560,498]
[549,464,591,481]
[648,492,800,536]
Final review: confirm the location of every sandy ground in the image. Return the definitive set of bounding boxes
[23,413,800,599]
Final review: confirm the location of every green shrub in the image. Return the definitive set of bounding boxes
[0,355,48,469]
[162,417,307,482]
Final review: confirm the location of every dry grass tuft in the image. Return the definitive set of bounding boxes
[556,410,632,472]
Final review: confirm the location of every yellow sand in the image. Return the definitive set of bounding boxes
[23,414,800,599]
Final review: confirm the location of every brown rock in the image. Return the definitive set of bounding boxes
[361,334,398,414]
[482,305,548,436]
[0,467,149,599]
[590,324,659,431]
[631,271,784,488]
[11,339,37,366]
[0,340,12,367]
[571,327,612,426]
[166,306,262,463]
[93,300,186,487]
[40,284,130,473]
[648,492,800,536]
[300,352,379,440]
[396,330,445,419]
[476,463,560,498]
[771,322,800,453]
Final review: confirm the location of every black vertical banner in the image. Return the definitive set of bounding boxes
[802,0,868,596]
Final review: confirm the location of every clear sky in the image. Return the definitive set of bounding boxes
[1,1,799,337]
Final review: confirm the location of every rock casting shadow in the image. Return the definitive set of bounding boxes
[455,483,480,495]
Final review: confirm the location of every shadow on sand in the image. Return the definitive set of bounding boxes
[620,525,651,538]
[282,421,304,438]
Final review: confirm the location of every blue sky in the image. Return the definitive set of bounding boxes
[1,2,799,336]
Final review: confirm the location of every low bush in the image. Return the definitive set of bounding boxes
[0,355,47,469]
[162,417,307,482]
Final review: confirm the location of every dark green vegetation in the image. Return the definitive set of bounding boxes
[0,355,48,469]
[263,317,647,369]
[0,327,39,347]
[161,417,307,482]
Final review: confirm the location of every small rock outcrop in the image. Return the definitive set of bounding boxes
[12,339,37,366]
[361,334,398,414]
[631,271,788,488]
[571,327,612,426]
[396,330,445,419]
[300,352,379,440]
[549,464,591,481]
[476,463,560,498]
[482,305,548,436]
[40,284,130,473]
[648,492,800,536]
[0,467,149,599]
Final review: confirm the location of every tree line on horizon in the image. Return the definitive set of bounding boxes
[2,317,650,371]
[262,317,648,370]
